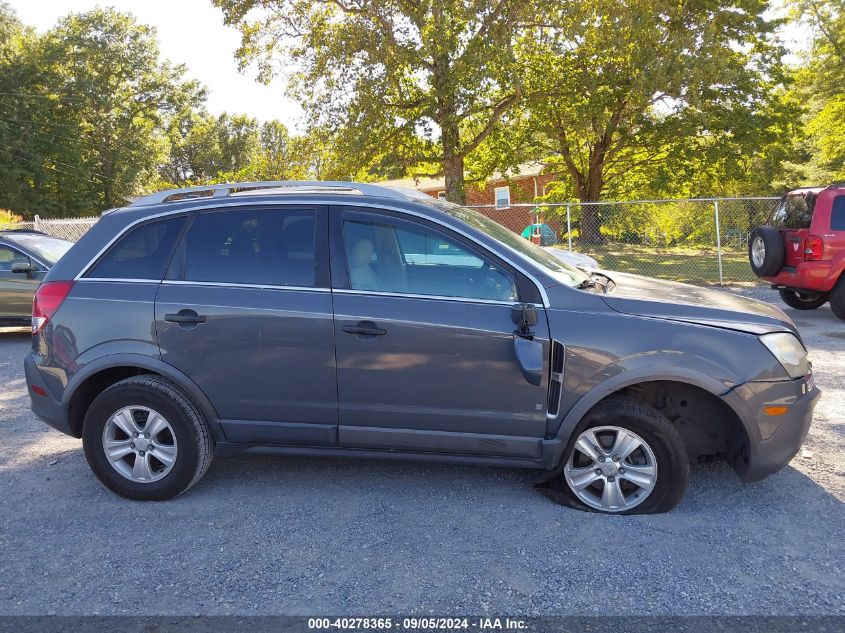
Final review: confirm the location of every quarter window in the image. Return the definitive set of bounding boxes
[183,208,316,287]
[87,216,186,280]
[831,196,845,231]
[342,217,517,302]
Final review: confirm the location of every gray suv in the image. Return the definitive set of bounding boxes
[24,182,820,514]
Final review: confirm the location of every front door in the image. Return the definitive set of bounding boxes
[155,205,338,446]
[0,245,44,321]
[330,207,550,459]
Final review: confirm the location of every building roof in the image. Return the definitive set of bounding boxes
[378,162,549,192]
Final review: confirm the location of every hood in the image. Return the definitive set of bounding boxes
[598,271,799,337]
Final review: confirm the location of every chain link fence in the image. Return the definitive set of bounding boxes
[3,215,100,242]
[467,197,780,285]
[3,198,779,285]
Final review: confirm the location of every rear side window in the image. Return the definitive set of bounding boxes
[88,216,186,280]
[831,196,845,231]
[183,208,316,287]
[770,195,815,229]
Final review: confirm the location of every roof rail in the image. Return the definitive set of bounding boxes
[128,181,414,207]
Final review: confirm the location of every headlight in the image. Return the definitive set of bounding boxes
[760,332,808,379]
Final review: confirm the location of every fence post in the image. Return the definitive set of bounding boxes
[34,214,41,232]
[566,204,573,252]
[714,200,724,285]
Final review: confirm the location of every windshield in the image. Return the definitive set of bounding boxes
[419,199,590,287]
[8,233,73,264]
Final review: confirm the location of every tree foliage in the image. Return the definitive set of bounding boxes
[214,0,536,203]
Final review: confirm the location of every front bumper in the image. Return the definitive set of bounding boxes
[724,377,820,481]
[24,354,75,437]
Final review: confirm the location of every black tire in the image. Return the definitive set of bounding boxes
[748,226,785,277]
[536,397,689,514]
[82,375,214,500]
[778,288,828,310]
[829,276,845,321]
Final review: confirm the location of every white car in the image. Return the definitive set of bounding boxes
[544,247,599,271]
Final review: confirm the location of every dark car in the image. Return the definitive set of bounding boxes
[749,184,845,318]
[24,182,820,514]
[0,230,73,326]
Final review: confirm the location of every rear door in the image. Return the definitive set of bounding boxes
[155,205,338,446]
[330,206,551,459]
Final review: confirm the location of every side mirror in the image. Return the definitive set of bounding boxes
[11,261,33,274]
[511,303,537,337]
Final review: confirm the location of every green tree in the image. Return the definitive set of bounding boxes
[790,0,844,181]
[40,8,205,209]
[521,0,791,242]
[214,0,534,203]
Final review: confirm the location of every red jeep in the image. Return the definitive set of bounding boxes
[749,184,845,320]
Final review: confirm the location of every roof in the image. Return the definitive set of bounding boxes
[378,162,549,192]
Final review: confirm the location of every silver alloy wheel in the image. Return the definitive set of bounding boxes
[102,406,178,483]
[751,236,766,268]
[564,426,658,512]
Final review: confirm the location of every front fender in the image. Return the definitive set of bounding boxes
[551,363,737,444]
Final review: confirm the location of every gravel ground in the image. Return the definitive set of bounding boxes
[0,285,843,616]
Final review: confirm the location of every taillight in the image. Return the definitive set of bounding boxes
[803,235,824,261]
[32,281,74,335]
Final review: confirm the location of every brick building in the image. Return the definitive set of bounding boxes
[379,163,557,234]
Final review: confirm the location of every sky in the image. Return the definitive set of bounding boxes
[6,0,305,129]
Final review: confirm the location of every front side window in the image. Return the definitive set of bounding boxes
[342,217,517,302]
[88,216,186,280]
[0,246,30,272]
[184,208,316,287]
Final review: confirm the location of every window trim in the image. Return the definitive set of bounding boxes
[494,185,511,209]
[73,200,550,307]
[332,206,524,304]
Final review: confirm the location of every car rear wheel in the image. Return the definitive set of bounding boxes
[538,397,688,514]
[748,226,785,277]
[829,276,845,321]
[82,375,214,500]
[778,289,829,310]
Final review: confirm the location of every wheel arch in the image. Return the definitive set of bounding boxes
[553,368,752,473]
[63,354,224,441]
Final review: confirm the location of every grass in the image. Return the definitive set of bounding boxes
[573,244,762,286]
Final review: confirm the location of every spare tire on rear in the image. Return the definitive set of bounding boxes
[748,226,785,277]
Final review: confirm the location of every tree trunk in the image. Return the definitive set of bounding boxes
[577,150,606,245]
[443,153,465,205]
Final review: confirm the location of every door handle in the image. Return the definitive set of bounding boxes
[342,321,386,336]
[165,309,207,326]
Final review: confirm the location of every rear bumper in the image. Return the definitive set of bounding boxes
[725,378,820,481]
[762,261,836,292]
[24,354,74,436]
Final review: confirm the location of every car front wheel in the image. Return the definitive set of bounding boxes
[778,289,828,310]
[539,397,689,514]
[82,375,214,500]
